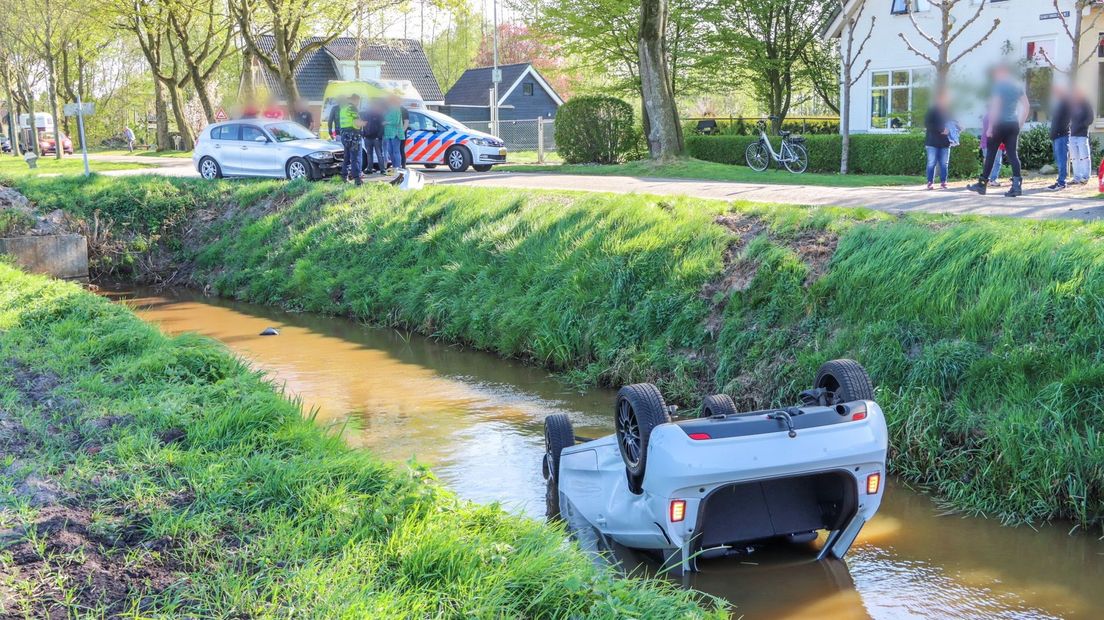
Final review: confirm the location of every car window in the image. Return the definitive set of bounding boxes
[408,112,445,133]
[266,122,315,142]
[241,126,268,143]
[211,125,238,140]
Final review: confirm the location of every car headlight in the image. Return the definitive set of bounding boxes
[469,137,502,147]
[306,151,335,161]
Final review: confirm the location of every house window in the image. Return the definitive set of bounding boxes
[891,0,927,13]
[870,68,931,130]
[1097,32,1104,58]
[890,0,908,14]
[523,83,534,96]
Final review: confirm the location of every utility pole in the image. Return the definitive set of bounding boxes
[491,0,500,136]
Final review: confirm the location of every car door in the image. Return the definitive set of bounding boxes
[238,125,281,177]
[209,124,241,175]
[405,112,447,164]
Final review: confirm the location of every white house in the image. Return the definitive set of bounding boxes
[826,1,1103,133]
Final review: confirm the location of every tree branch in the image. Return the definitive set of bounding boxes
[950,18,1000,65]
[898,33,937,65]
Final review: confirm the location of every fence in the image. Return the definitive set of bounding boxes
[463,118,557,162]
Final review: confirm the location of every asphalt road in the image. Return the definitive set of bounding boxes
[87,154,1102,221]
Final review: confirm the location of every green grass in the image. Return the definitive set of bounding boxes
[0,264,723,617]
[9,175,1104,531]
[497,158,918,187]
[506,150,564,165]
[91,149,192,158]
[0,156,151,176]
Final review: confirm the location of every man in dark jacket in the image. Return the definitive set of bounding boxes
[1069,86,1094,185]
[361,102,386,174]
[1048,84,1071,191]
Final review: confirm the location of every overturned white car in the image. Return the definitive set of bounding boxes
[543,359,888,573]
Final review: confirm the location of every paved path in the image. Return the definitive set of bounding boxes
[87,154,1103,221]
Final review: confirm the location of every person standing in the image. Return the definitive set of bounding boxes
[123,126,135,152]
[292,99,314,132]
[361,101,386,175]
[968,64,1029,197]
[382,96,405,172]
[979,112,1004,187]
[399,104,410,168]
[332,95,363,185]
[924,90,952,190]
[1069,86,1095,185]
[1047,84,1071,191]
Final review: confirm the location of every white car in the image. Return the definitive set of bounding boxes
[543,359,888,573]
[194,120,344,181]
[404,109,506,172]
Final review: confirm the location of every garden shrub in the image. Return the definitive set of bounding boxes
[684,118,839,136]
[1018,124,1053,170]
[686,132,980,178]
[554,96,640,164]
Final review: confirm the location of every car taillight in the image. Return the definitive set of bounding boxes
[687,432,711,440]
[669,499,686,522]
[866,472,881,495]
[852,410,867,421]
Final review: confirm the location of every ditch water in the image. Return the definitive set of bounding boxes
[110,287,1104,619]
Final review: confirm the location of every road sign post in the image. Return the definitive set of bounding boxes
[63,99,94,177]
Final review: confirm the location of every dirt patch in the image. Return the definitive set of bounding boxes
[787,228,839,285]
[1,505,181,619]
[1,360,181,618]
[702,214,768,336]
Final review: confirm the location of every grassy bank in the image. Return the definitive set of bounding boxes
[7,174,1104,532]
[496,159,917,187]
[0,157,150,176]
[0,264,721,617]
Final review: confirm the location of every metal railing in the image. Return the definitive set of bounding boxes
[464,118,557,161]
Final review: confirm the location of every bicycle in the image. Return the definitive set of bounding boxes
[744,117,808,174]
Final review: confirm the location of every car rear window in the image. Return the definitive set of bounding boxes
[211,125,238,140]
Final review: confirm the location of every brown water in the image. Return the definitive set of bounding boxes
[113,287,1104,619]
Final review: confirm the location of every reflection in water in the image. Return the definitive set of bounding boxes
[114,287,1104,619]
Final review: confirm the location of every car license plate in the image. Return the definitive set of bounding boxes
[498,148,507,155]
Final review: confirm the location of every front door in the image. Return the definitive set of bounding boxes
[238,125,283,177]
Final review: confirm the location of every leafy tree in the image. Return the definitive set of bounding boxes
[705,0,835,131]
[424,2,484,91]
[473,23,574,97]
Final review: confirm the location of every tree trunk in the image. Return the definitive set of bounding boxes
[2,64,18,157]
[154,77,170,151]
[188,62,216,121]
[165,81,193,147]
[638,0,683,160]
[240,47,256,101]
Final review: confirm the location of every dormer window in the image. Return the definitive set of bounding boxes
[892,0,929,13]
[891,0,909,13]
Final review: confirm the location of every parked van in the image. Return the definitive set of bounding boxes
[320,80,506,172]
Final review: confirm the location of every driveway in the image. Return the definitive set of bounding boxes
[87,154,1103,221]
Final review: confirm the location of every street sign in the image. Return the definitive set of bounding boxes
[492,68,502,84]
[214,107,229,121]
[63,102,95,117]
[1040,11,1070,20]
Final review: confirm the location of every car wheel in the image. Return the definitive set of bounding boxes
[445,146,471,172]
[701,394,738,418]
[543,414,575,519]
[286,157,310,181]
[814,359,874,403]
[614,383,670,485]
[198,156,222,179]
[473,164,493,172]
[422,163,437,169]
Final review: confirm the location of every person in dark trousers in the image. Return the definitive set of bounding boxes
[968,64,1029,197]
[1047,84,1071,191]
[924,90,952,190]
[329,95,364,185]
[361,101,386,175]
[292,99,314,132]
[1069,86,1094,184]
[399,105,409,168]
[979,112,1004,187]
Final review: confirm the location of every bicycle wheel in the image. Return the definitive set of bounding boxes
[784,143,808,174]
[745,142,770,171]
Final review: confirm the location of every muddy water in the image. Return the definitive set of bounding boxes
[113,287,1104,619]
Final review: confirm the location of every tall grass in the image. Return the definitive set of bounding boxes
[0,264,723,617]
[8,174,1104,529]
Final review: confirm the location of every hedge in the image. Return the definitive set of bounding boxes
[554,96,640,164]
[684,118,840,136]
[686,133,981,178]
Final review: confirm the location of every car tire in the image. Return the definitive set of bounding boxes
[198,156,222,179]
[422,163,437,169]
[445,146,471,172]
[701,394,738,418]
[814,359,874,403]
[473,164,493,172]
[286,157,311,181]
[615,383,670,485]
[543,414,575,519]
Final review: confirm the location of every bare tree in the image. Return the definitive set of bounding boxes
[1037,1,1104,81]
[898,0,1001,90]
[638,0,683,159]
[837,0,875,174]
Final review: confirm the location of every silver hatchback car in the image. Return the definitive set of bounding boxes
[193,119,344,181]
